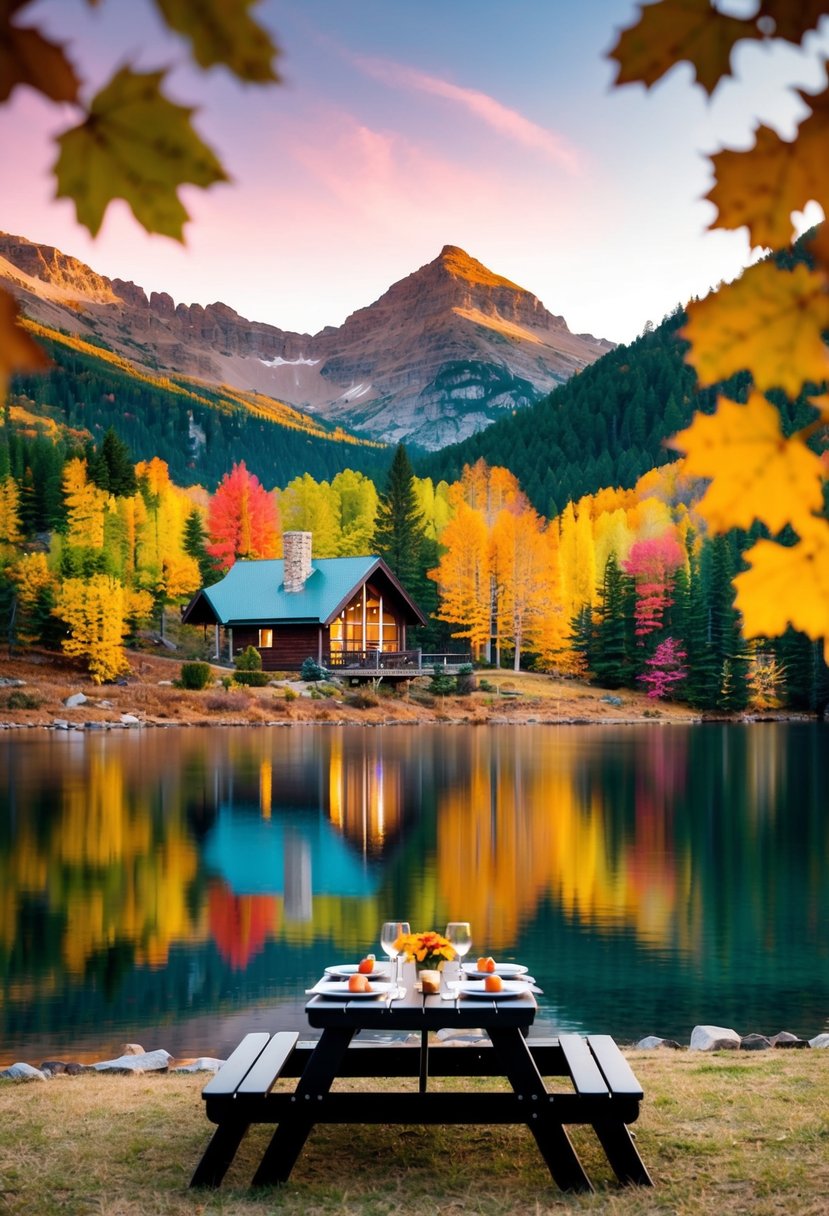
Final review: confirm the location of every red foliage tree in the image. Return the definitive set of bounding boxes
[623,531,685,638]
[207,461,280,571]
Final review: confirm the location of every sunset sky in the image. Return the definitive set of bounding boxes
[2,0,827,344]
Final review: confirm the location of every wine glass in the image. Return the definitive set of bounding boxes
[445,922,472,984]
[380,921,409,985]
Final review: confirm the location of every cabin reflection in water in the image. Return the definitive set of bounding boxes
[203,735,406,918]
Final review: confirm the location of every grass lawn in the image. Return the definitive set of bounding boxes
[1,1050,827,1215]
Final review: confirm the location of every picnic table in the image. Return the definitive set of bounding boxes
[191,971,653,1192]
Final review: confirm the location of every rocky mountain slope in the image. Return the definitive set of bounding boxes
[1,234,612,450]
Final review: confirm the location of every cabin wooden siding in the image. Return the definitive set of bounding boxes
[232,625,321,671]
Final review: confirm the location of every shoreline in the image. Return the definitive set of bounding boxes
[0,649,820,732]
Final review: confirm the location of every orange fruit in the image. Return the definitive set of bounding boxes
[477,957,488,970]
[348,973,370,993]
[483,957,496,973]
[484,974,503,992]
[357,955,375,974]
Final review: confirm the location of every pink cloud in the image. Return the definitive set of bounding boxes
[355,55,583,174]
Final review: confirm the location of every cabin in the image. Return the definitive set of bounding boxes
[181,531,429,674]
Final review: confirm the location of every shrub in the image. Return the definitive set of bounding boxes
[235,645,262,672]
[2,690,42,710]
[455,663,477,696]
[283,688,298,702]
[344,691,379,709]
[234,670,270,687]
[429,665,456,696]
[300,656,325,681]
[179,661,213,690]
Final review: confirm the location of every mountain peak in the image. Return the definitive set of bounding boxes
[436,244,522,292]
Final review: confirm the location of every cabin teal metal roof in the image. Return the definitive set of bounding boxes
[198,556,383,626]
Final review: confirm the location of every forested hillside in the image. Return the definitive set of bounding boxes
[421,311,705,515]
[10,324,388,492]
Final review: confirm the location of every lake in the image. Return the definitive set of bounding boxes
[1,722,827,1063]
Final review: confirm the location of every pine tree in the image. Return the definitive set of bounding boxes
[183,508,221,586]
[372,444,427,595]
[591,554,635,688]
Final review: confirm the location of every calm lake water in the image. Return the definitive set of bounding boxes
[1,723,827,1062]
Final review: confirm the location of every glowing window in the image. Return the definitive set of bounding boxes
[258,628,273,648]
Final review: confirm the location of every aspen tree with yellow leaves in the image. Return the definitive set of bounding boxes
[54,573,130,683]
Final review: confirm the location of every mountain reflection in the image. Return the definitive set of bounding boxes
[1,723,827,1054]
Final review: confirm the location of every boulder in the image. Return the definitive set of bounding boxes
[120,1043,146,1055]
[690,1024,741,1051]
[770,1031,809,1048]
[809,1033,829,1049]
[120,714,141,726]
[92,1048,171,1073]
[1,1062,47,1081]
[63,693,88,708]
[170,1057,226,1073]
[740,1034,771,1051]
[635,1036,682,1050]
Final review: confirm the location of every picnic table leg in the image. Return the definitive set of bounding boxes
[487,1027,593,1193]
[592,1121,654,1186]
[252,1026,354,1186]
[191,1119,252,1188]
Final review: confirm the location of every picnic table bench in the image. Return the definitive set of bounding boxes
[191,1015,652,1192]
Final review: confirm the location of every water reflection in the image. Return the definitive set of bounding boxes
[0,723,827,1059]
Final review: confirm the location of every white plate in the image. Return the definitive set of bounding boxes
[324,963,390,979]
[463,963,529,979]
[313,980,396,1000]
[456,980,530,999]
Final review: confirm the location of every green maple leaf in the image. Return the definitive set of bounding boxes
[154,0,281,82]
[53,67,229,241]
[0,0,80,103]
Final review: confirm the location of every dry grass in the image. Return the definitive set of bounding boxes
[0,1051,826,1215]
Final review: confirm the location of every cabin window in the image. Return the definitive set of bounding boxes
[328,587,400,654]
[258,628,273,649]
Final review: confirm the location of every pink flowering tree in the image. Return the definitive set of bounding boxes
[623,531,685,639]
[638,636,688,700]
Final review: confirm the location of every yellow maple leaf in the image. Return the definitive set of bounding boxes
[670,392,825,534]
[757,1,829,45]
[154,0,281,83]
[53,67,229,241]
[0,0,80,103]
[681,260,829,397]
[608,0,761,95]
[707,84,829,249]
[0,287,50,399]
[735,523,829,662]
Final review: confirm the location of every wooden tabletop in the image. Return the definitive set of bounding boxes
[305,976,537,1031]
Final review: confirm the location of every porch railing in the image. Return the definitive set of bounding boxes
[324,649,471,673]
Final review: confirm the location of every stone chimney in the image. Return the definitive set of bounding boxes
[283,531,313,593]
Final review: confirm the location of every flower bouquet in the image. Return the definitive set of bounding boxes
[394,929,455,970]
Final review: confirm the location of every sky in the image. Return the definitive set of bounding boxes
[1,0,827,345]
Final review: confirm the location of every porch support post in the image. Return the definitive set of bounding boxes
[362,584,367,652]
[214,623,220,661]
[378,595,383,654]
[318,626,323,664]
[228,627,233,663]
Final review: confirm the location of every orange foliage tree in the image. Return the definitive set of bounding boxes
[429,494,491,658]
